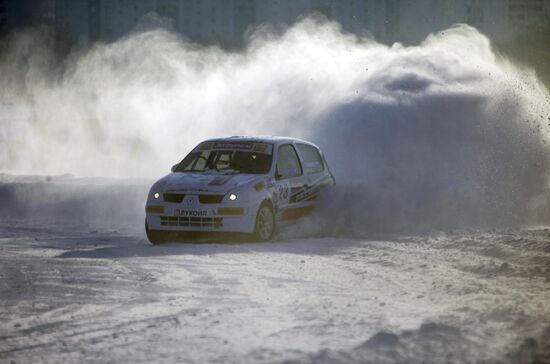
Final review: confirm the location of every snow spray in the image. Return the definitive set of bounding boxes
[1,19,549,231]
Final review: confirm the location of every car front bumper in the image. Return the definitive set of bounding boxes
[145,202,257,233]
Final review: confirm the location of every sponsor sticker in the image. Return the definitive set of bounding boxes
[252,143,267,152]
[213,142,254,150]
[175,210,208,217]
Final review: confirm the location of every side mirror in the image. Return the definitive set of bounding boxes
[171,164,178,172]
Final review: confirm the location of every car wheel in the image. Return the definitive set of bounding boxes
[254,202,275,242]
[145,220,166,245]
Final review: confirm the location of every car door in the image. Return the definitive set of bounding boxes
[295,143,332,203]
[274,144,308,220]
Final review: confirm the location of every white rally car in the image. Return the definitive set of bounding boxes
[145,136,335,244]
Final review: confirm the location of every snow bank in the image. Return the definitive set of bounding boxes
[0,174,149,231]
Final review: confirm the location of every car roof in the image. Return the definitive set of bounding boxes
[202,136,319,148]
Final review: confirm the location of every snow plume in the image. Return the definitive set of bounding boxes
[1,19,549,231]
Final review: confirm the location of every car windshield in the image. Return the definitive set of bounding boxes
[174,142,273,174]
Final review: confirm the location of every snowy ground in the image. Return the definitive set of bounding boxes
[0,177,549,363]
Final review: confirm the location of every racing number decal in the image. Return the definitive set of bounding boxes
[277,182,290,203]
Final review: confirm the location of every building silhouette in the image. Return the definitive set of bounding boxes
[1,0,549,48]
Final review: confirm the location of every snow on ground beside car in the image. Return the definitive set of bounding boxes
[0,173,150,231]
[0,177,549,363]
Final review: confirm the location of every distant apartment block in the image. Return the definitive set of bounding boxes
[508,0,549,29]
[0,0,7,34]
[1,0,549,47]
[1,0,55,32]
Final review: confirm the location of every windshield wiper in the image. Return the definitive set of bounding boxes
[220,168,242,175]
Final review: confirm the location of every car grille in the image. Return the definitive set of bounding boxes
[162,193,224,204]
[160,216,223,228]
[163,193,185,203]
[198,194,224,204]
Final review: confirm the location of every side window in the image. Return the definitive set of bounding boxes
[276,144,302,179]
[297,144,324,174]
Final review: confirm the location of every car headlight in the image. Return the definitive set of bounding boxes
[149,180,167,200]
[224,186,255,203]
[224,190,248,203]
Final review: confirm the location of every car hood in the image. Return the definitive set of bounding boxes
[159,171,262,194]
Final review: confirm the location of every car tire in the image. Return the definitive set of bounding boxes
[253,202,275,242]
[145,220,166,245]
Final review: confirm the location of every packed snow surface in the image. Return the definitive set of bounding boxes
[0,177,549,363]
